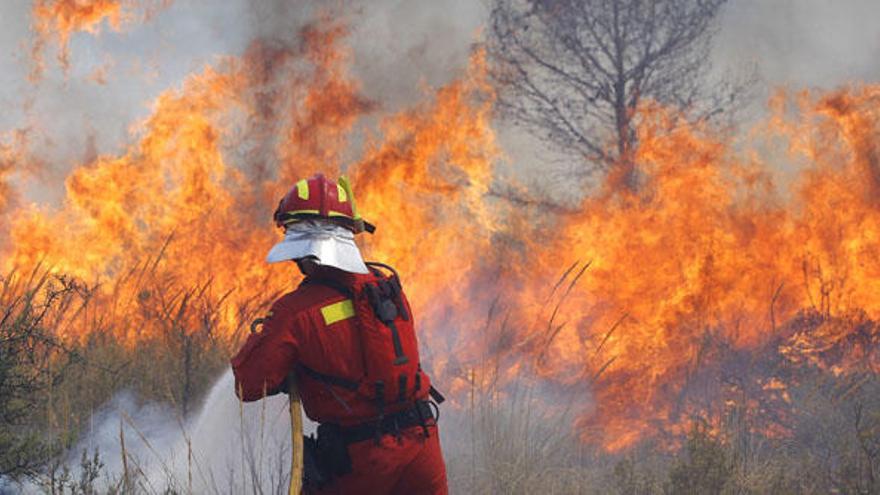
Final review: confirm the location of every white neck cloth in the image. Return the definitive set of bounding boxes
[265,220,369,274]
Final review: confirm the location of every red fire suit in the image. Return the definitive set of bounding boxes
[231,266,448,495]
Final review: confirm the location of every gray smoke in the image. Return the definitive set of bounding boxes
[3,0,880,491]
[18,371,312,493]
[4,0,878,205]
[0,0,486,207]
[717,0,880,89]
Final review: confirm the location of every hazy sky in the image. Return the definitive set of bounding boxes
[0,0,878,204]
[719,0,880,87]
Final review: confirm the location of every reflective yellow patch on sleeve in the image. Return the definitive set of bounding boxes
[321,299,355,326]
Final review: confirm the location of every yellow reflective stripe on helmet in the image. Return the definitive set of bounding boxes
[336,184,348,203]
[296,179,310,200]
[321,299,355,326]
[327,211,354,218]
[337,176,360,220]
[279,209,321,225]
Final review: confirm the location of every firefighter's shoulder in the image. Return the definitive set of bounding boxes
[270,282,350,319]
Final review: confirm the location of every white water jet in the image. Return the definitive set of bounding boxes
[22,369,318,494]
[152,369,316,494]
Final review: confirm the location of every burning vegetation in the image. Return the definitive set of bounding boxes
[2,1,880,493]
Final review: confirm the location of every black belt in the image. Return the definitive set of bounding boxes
[332,400,438,445]
[304,401,440,488]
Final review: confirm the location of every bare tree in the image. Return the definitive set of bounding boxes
[488,0,748,191]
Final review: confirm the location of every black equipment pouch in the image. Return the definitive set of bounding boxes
[315,423,353,480]
[302,435,329,490]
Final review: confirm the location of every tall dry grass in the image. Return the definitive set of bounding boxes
[0,258,260,489]
[3,263,880,494]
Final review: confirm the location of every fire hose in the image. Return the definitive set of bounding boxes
[251,318,303,495]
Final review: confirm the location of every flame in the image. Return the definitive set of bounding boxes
[5,15,880,452]
[30,0,172,79]
[0,134,22,218]
[502,88,880,450]
[0,129,41,231]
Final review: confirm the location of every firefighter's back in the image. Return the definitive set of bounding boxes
[282,265,447,494]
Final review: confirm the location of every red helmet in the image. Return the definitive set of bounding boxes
[273,174,375,234]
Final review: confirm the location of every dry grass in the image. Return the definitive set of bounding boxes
[3,264,880,494]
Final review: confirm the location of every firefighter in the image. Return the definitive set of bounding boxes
[231,174,448,494]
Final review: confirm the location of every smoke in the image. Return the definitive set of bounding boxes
[497,0,880,192]
[2,0,879,207]
[4,0,880,489]
[235,0,486,108]
[18,371,315,493]
[9,364,586,493]
[0,0,486,208]
[715,0,880,94]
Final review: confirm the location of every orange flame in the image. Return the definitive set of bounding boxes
[30,0,172,79]
[506,88,880,450]
[0,129,41,230]
[5,17,880,451]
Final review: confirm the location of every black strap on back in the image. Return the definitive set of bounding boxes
[364,280,409,366]
[373,381,386,443]
[397,375,407,403]
[428,385,445,404]
[300,365,359,391]
[365,261,397,277]
[365,263,409,321]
